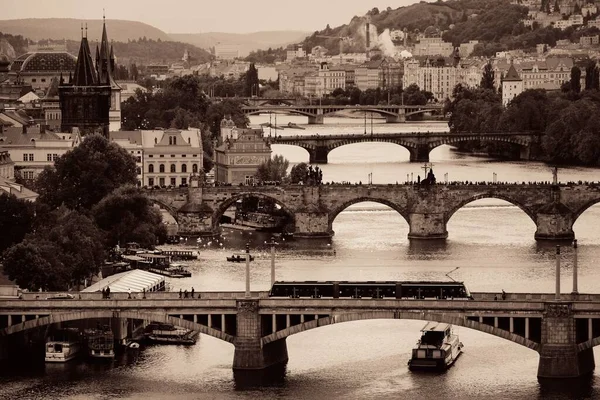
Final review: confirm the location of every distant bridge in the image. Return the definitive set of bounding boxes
[270,131,541,163]
[1,291,599,379]
[241,104,444,124]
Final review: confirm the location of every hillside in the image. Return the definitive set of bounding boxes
[0,18,171,42]
[170,31,310,56]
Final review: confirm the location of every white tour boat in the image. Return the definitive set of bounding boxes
[45,339,82,362]
[408,322,463,371]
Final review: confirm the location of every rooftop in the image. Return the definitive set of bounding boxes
[82,269,165,293]
[10,51,76,73]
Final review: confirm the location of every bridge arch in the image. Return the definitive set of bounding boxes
[446,193,537,225]
[0,310,234,343]
[572,198,600,223]
[212,192,296,230]
[150,198,180,224]
[328,198,410,231]
[261,311,540,352]
[244,109,316,118]
[327,139,416,153]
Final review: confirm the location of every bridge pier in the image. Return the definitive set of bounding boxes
[534,210,575,241]
[385,113,406,123]
[520,146,531,160]
[294,212,332,238]
[408,145,430,163]
[307,114,324,125]
[408,212,448,240]
[233,300,288,382]
[308,147,329,164]
[537,303,595,379]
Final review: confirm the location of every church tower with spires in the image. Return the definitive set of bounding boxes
[58,15,121,136]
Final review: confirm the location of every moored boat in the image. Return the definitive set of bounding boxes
[45,330,82,362]
[144,323,198,345]
[84,327,115,359]
[408,322,463,371]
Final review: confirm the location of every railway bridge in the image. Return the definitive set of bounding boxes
[241,104,444,124]
[147,179,600,240]
[270,131,540,163]
[1,291,600,379]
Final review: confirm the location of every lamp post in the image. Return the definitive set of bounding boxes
[572,239,578,294]
[266,237,278,286]
[555,245,561,300]
[245,242,251,298]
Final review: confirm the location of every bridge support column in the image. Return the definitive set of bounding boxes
[295,212,332,238]
[408,145,430,163]
[307,114,324,125]
[308,146,329,164]
[537,303,595,379]
[519,146,531,160]
[385,114,405,123]
[233,300,288,382]
[534,211,574,241]
[408,213,448,240]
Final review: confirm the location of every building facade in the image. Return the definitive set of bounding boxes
[109,128,203,188]
[0,125,81,180]
[8,51,76,90]
[215,118,271,185]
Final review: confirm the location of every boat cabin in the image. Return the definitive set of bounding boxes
[418,322,451,347]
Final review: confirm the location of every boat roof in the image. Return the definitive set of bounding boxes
[121,255,148,262]
[82,269,165,293]
[420,322,451,332]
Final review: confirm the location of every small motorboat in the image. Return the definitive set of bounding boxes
[287,122,305,130]
[408,322,463,371]
[226,254,255,262]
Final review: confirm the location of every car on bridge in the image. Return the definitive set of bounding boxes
[46,293,75,300]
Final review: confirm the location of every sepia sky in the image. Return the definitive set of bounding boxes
[1,0,428,33]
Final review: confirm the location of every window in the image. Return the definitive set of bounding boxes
[170,164,176,173]
[159,177,165,186]
[28,154,34,161]
[148,177,154,186]
[159,164,165,173]
[136,167,141,175]
[136,156,141,163]
[181,177,187,186]
[192,164,198,173]
[53,154,59,161]
[47,154,53,161]
[171,154,175,157]
[149,164,155,173]
[149,154,153,158]
[181,164,187,173]
[23,154,28,162]
[159,154,164,158]
[182,154,186,158]
[170,177,176,186]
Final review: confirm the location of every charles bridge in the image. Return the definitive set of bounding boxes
[2,290,600,379]
[269,131,540,163]
[147,179,600,240]
[241,104,444,124]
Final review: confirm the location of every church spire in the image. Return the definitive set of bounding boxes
[72,34,97,86]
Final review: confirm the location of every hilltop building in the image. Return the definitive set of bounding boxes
[59,18,122,136]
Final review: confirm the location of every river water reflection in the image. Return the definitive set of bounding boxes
[2,116,600,399]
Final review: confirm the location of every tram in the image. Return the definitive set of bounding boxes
[268,281,473,300]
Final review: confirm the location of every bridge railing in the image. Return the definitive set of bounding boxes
[17,291,269,301]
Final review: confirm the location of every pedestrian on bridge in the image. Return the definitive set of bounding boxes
[502,290,506,300]
[106,286,110,299]
[191,287,195,298]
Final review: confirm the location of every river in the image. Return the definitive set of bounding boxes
[2,115,600,399]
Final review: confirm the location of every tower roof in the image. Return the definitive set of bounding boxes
[504,63,521,82]
[72,36,98,86]
[98,18,120,89]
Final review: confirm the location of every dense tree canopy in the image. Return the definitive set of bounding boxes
[290,162,309,184]
[36,134,137,212]
[255,155,290,182]
[93,186,168,249]
[0,194,35,255]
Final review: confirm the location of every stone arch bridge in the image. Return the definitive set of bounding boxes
[270,131,539,163]
[2,292,600,379]
[241,104,443,124]
[147,183,600,239]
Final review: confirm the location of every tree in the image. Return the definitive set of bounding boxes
[93,185,167,249]
[3,239,69,291]
[255,155,289,182]
[585,61,600,91]
[0,193,35,254]
[35,134,138,212]
[290,162,309,184]
[480,61,496,91]
[571,66,582,94]
[245,63,260,97]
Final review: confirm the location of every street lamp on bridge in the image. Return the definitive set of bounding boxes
[265,237,279,286]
